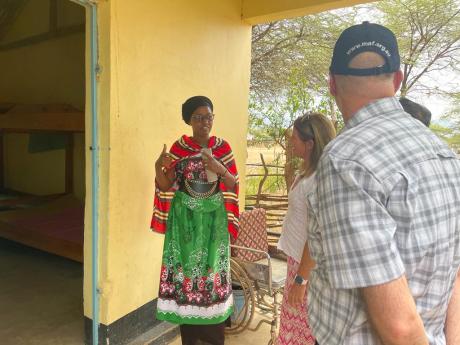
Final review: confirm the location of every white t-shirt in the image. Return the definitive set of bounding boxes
[277,173,316,262]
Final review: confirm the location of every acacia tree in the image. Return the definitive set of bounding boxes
[248,0,460,192]
[439,92,460,150]
[378,0,460,97]
[250,11,357,102]
[249,70,332,189]
[445,92,460,126]
[251,0,460,101]
[249,9,356,189]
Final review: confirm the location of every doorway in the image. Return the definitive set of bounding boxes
[0,1,86,343]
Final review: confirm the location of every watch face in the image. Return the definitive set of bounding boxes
[294,275,304,285]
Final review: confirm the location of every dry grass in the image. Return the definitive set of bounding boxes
[245,145,286,196]
[246,144,285,165]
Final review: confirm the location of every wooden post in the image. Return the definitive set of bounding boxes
[65,133,74,194]
[284,130,295,191]
[255,153,268,208]
[0,132,3,191]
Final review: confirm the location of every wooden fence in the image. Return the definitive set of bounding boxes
[245,153,288,244]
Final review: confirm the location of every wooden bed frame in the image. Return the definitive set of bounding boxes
[0,104,85,192]
[0,104,85,262]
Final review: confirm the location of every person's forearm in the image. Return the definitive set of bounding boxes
[445,270,460,345]
[218,165,236,189]
[297,242,315,279]
[362,275,428,345]
[287,242,315,306]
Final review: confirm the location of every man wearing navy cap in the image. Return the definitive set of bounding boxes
[305,22,460,345]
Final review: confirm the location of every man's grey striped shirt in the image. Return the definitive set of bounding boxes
[306,97,460,345]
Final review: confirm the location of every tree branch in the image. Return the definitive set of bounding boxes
[252,22,276,44]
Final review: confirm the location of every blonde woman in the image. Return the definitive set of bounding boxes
[277,113,336,345]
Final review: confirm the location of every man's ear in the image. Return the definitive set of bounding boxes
[393,70,403,92]
[329,73,337,97]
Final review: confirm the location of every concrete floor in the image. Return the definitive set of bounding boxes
[0,237,275,345]
[169,312,274,345]
[0,238,84,345]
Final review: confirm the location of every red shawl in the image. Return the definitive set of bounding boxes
[151,135,239,239]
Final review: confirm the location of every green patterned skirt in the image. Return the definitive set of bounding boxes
[156,191,233,325]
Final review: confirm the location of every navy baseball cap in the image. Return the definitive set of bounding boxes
[330,21,400,76]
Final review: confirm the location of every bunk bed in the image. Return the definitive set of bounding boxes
[0,104,84,262]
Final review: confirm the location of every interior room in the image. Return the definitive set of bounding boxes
[0,0,86,343]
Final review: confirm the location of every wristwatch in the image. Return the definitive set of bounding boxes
[294,274,308,286]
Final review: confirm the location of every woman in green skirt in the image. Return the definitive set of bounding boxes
[151,96,239,345]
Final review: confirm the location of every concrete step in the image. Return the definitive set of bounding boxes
[127,321,179,345]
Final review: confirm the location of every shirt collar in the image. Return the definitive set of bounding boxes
[343,96,403,132]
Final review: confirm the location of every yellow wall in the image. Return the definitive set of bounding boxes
[0,0,85,200]
[242,0,377,24]
[91,0,251,324]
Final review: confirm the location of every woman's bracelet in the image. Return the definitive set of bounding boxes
[220,168,229,178]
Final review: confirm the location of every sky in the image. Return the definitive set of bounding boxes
[402,69,457,122]
[407,95,448,122]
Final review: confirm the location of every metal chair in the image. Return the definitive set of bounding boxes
[225,208,286,345]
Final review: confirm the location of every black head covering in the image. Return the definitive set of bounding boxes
[399,97,432,127]
[182,96,214,125]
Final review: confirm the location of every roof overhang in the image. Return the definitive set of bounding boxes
[242,0,378,24]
